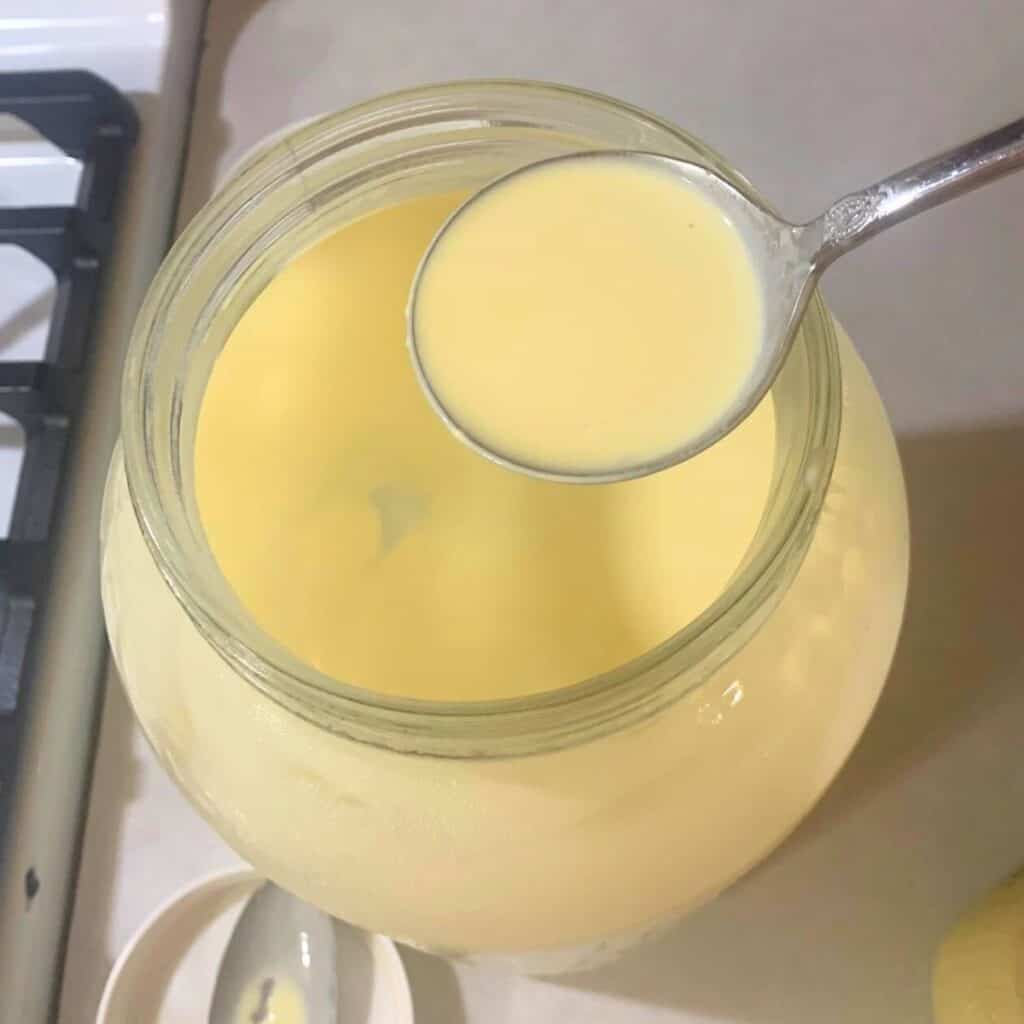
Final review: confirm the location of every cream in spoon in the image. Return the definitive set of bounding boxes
[409,153,764,481]
[410,118,1024,482]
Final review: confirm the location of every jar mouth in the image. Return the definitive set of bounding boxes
[121,79,841,757]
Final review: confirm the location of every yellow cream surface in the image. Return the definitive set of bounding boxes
[413,157,764,473]
[194,190,776,701]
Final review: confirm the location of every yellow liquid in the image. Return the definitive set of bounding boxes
[413,157,763,473]
[234,977,306,1024]
[195,190,776,701]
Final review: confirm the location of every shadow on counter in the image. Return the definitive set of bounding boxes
[549,421,1024,1024]
[401,945,468,1024]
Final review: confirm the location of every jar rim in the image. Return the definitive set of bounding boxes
[120,79,841,757]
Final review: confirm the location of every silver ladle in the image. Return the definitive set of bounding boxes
[409,117,1024,484]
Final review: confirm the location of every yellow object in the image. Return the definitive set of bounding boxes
[413,156,763,473]
[234,975,306,1024]
[933,871,1024,1024]
[194,190,775,701]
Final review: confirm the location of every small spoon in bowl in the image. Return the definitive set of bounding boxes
[409,117,1024,484]
[209,882,338,1024]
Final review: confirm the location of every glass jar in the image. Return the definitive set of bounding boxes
[101,81,909,973]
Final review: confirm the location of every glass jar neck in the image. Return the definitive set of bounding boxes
[121,81,841,758]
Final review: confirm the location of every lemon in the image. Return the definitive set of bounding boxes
[933,870,1024,1023]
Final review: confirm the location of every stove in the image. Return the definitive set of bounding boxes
[0,4,206,1020]
[0,67,138,846]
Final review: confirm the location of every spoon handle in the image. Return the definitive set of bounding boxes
[812,116,1024,268]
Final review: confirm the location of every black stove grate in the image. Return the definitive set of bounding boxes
[0,71,137,843]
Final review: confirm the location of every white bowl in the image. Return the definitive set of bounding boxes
[97,865,414,1023]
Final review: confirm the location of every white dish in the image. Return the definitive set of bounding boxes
[96,865,414,1024]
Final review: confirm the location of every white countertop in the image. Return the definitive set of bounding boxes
[61,2,1024,1021]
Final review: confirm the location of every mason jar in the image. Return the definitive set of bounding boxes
[100,81,909,974]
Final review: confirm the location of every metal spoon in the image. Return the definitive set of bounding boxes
[209,882,338,1024]
[408,117,1024,484]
